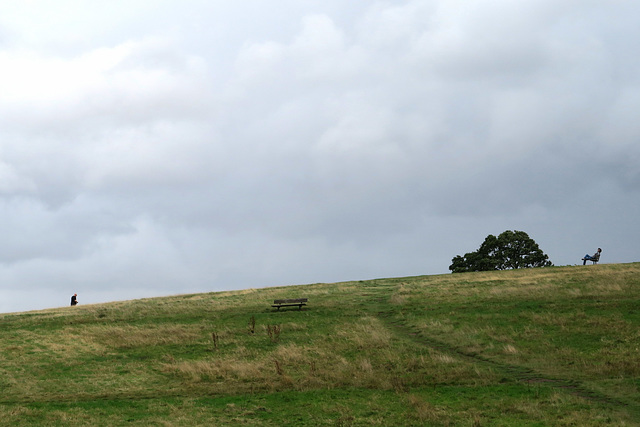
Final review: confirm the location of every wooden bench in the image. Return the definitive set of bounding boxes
[272,298,308,311]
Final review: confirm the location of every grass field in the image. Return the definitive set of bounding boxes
[0,263,639,426]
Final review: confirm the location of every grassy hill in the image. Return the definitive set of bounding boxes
[1,263,639,426]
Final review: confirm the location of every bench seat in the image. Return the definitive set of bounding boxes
[272,298,308,310]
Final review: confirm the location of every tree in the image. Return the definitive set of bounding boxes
[449,230,553,273]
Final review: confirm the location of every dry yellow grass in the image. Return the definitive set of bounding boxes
[336,316,392,349]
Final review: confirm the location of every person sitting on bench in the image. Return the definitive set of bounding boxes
[582,248,602,265]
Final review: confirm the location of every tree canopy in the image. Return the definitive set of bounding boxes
[449,230,553,273]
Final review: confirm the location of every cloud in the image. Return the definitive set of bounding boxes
[0,1,639,313]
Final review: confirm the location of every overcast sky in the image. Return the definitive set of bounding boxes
[1,0,638,313]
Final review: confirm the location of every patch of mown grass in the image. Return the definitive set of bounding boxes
[0,384,628,426]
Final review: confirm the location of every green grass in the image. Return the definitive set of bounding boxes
[1,263,639,425]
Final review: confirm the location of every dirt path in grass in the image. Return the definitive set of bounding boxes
[375,309,640,418]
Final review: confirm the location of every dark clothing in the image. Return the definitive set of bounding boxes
[71,295,78,306]
[582,250,601,265]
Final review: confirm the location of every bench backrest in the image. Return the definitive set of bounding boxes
[273,298,308,304]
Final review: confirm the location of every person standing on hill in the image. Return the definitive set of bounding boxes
[582,248,602,265]
[70,293,78,306]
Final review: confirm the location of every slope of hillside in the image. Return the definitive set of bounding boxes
[1,263,639,426]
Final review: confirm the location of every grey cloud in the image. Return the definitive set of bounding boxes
[0,1,639,313]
